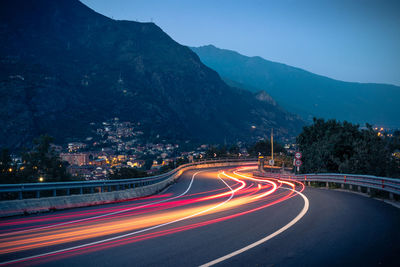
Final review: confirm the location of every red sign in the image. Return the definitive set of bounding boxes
[295,152,302,160]
[295,159,302,167]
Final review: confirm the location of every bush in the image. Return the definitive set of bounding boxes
[297,118,399,177]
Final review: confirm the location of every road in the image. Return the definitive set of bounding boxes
[0,166,399,266]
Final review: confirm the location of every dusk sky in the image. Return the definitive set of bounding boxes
[81,0,400,86]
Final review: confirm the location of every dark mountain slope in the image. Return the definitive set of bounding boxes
[191,45,400,128]
[0,0,303,149]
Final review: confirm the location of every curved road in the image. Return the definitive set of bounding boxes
[0,166,399,266]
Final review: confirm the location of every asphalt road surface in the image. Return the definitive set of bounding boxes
[0,166,399,266]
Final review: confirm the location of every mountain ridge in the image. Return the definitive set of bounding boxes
[196,45,399,87]
[0,0,303,150]
[191,45,400,128]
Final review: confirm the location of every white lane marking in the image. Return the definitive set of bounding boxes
[0,170,200,237]
[199,187,309,267]
[0,170,236,265]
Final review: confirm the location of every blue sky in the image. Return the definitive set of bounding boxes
[81,0,400,86]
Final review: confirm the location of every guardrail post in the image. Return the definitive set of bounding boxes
[36,190,40,198]
[357,186,361,192]
[326,182,329,188]
[349,184,353,190]
[341,183,344,189]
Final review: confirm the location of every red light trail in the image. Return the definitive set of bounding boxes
[0,167,307,266]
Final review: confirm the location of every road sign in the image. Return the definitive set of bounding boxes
[295,152,302,160]
[295,159,302,167]
[268,159,274,166]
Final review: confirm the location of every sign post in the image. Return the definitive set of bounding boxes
[295,159,302,172]
[258,156,264,171]
[294,152,302,172]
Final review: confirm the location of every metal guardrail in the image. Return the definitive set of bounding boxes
[253,171,400,197]
[0,158,257,200]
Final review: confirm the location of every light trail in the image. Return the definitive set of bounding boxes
[0,170,237,265]
[200,186,309,266]
[0,167,306,266]
[0,170,203,237]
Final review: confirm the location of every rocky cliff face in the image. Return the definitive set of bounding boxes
[0,0,303,149]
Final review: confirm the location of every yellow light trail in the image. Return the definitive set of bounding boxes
[0,168,304,265]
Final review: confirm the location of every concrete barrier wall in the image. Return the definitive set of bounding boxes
[0,161,256,217]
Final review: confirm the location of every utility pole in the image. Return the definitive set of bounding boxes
[271,128,274,164]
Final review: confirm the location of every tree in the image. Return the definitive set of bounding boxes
[20,135,70,183]
[205,146,228,158]
[110,167,148,180]
[144,158,154,170]
[248,140,285,157]
[297,118,400,177]
[228,145,240,156]
[0,149,12,171]
[0,148,14,184]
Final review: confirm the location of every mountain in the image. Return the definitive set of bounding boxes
[191,45,400,128]
[0,0,303,150]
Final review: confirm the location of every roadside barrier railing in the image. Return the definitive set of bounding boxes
[0,158,257,200]
[253,171,400,198]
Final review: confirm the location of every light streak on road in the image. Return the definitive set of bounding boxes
[0,167,306,266]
